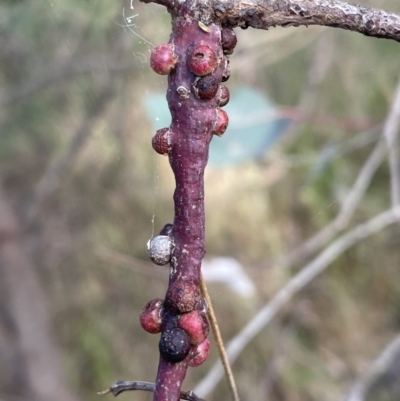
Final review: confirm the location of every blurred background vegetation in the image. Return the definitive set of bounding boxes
[1,0,400,401]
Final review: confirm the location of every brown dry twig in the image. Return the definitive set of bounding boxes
[98,380,206,401]
[200,275,240,401]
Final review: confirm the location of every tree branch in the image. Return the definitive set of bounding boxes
[137,0,400,399]
[143,0,400,42]
[98,380,206,401]
[140,4,229,400]
[214,0,400,42]
[0,184,78,401]
[194,206,400,397]
[383,75,400,208]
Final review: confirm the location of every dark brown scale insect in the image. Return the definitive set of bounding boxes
[217,85,230,107]
[152,127,170,155]
[159,223,173,236]
[221,27,237,55]
[159,328,191,363]
[193,75,219,100]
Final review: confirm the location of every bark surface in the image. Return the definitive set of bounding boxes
[141,0,400,42]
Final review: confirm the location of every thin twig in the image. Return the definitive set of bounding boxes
[98,380,206,401]
[193,206,400,397]
[383,76,400,208]
[277,71,400,269]
[200,274,240,401]
[340,334,400,401]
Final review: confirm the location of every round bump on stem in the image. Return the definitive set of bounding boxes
[152,127,171,155]
[165,281,202,313]
[159,327,191,363]
[221,27,237,55]
[193,75,219,100]
[178,310,209,345]
[188,338,211,367]
[139,298,163,334]
[188,45,217,77]
[147,235,173,265]
[217,85,230,107]
[213,109,229,136]
[150,44,177,75]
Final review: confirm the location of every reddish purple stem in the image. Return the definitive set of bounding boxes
[153,357,189,401]
[153,8,225,401]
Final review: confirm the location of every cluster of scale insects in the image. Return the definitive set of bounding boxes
[143,26,238,366]
[145,223,211,366]
[150,26,237,155]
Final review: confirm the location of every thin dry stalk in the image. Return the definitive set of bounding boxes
[200,275,240,401]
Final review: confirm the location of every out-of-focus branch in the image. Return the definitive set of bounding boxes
[193,206,400,397]
[274,31,335,152]
[277,73,400,268]
[0,56,135,108]
[25,81,115,223]
[277,138,386,269]
[0,185,78,401]
[297,31,334,113]
[383,77,400,208]
[340,334,400,401]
